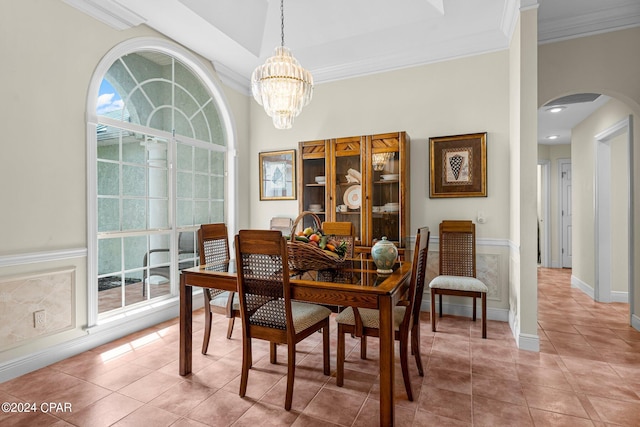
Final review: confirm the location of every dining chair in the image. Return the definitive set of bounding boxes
[270,216,293,235]
[429,220,488,338]
[199,223,240,354]
[142,231,197,297]
[335,227,430,401]
[321,221,355,257]
[234,229,331,410]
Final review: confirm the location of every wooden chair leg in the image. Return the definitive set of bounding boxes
[411,321,418,355]
[201,296,212,355]
[285,343,296,411]
[360,335,367,359]
[430,288,437,332]
[399,332,413,401]
[411,322,424,376]
[322,322,330,375]
[472,296,477,321]
[226,317,235,339]
[239,337,251,397]
[270,342,278,364]
[482,292,487,339]
[439,294,443,317]
[337,325,345,387]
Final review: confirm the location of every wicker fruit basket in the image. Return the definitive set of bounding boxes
[287,211,348,271]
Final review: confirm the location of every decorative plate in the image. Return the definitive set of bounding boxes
[343,185,362,209]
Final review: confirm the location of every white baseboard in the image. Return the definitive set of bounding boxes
[0,297,203,383]
[508,309,540,352]
[571,275,594,298]
[420,299,509,322]
[571,275,629,303]
[632,313,640,331]
[610,291,629,303]
[517,333,540,352]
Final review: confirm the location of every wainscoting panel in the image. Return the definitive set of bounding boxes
[0,268,75,350]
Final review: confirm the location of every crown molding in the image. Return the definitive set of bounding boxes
[311,33,509,85]
[539,3,640,44]
[213,61,251,96]
[63,0,146,30]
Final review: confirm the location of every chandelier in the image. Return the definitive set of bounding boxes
[251,0,313,130]
[372,152,394,171]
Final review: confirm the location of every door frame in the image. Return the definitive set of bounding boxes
[558,158,571,268]
[594,116,634,316]
[537,160,551,267]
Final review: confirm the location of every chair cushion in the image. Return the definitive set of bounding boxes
[291,301,331,333]
[210,291,240,310]
[429,275,488,293]
[250,300,331,333]
[335,306,406,331]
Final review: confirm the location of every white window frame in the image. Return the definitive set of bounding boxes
[86,37,238,328]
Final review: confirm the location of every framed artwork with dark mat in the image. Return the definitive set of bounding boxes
[429,132,487,198]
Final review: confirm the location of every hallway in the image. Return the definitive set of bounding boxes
[1,267,639,425]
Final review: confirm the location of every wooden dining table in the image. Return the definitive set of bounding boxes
[179,257,412,426]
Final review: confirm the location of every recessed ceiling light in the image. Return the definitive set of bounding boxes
[546,106,566,113]
[546,135,559,140]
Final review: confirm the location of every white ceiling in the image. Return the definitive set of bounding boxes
[64,0,640,143]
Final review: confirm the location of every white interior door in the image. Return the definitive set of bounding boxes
[561,161,572,268]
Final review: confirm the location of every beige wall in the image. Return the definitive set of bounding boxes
[571,99,633,293]
[248,52,511,241]
[248,50,514,329]
[0,0,249,365]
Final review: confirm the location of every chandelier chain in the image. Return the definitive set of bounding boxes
[280,0,285,47]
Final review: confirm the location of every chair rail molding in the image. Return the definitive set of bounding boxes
[0,248,87,268]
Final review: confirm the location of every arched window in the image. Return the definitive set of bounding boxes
[87,39,236,325]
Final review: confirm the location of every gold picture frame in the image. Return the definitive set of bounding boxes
[259,149,296,200]
[429,132,487,198]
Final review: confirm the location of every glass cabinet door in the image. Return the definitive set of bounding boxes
[332,136,363,246]
[368,133,406,247]
[298,140,328,230]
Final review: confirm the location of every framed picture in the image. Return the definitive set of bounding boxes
[429,132,487,198]
[259,149,296,200]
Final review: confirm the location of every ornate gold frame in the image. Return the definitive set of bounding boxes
[259,149,296,200]
[429,133,487,198]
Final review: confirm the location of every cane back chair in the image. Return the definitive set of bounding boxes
[234,229,331,410]
[335,227,430,401]
[199,223,240,354]
[429,220,488,338]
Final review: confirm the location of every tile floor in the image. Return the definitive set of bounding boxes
[2,267,640,426]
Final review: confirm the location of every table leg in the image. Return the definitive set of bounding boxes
[179,273,192,375]
[379,294,395,426]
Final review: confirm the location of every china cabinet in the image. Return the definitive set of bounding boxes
[297,131,409,251]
